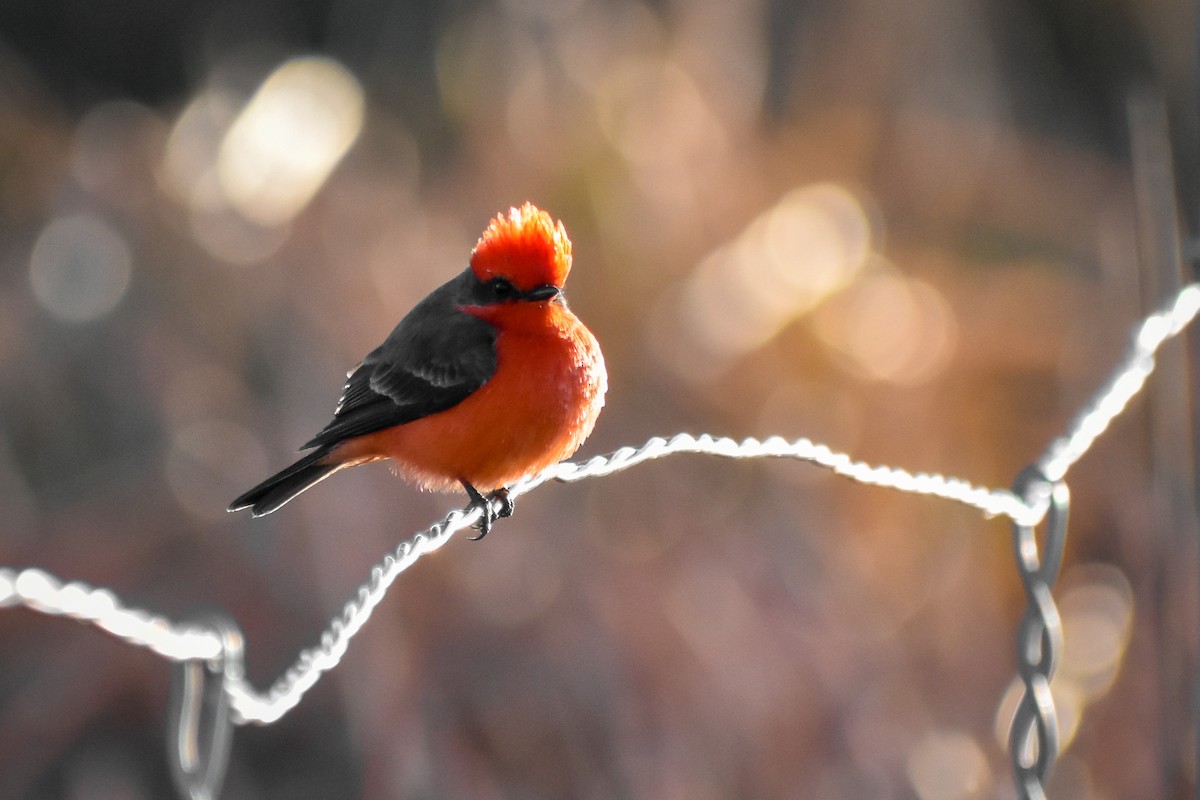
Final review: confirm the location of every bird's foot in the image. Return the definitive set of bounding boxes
[462,483,515,540]
[491,488,515,519]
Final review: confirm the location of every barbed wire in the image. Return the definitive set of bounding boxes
[2,280,1198,799]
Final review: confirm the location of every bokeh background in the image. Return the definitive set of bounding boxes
[1,0,1197,797]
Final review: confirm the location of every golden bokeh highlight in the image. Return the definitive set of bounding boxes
[906,730,992,800]
[158,57,363,263]
[218,57,365,227]
[812,265,958,385]
[654,183,873,380]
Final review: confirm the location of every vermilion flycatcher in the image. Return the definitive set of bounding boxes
[229,203,607,536]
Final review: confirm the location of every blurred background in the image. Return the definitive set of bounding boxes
[0,0,1197,797]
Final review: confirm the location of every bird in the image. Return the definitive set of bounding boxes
[229,203,607,537]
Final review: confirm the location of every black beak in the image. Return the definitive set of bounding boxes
[525,284,560,301]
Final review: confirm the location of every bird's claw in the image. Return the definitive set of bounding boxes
[492,488,515,519]
[463,484,514,540]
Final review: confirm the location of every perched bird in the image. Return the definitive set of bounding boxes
[229,203,607,536]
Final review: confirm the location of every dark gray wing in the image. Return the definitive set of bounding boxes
[301,269,497,449]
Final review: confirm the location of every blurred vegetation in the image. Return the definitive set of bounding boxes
[0,0,1195,797]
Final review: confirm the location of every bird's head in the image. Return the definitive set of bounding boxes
[470,203,572,296]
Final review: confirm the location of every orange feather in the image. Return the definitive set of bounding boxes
[229,203,606,519]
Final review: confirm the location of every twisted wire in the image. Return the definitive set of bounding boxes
[0,567,222,662]
[227,507,476,724]
[1008,469,1070,799]
[1,280,1197,794]
[1038,283,1200,481]
[516,433,1039,523]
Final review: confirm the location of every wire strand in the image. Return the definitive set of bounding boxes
[3,281,1198,726]
[0,567,222,662]
[226,508,475,724]
[514,433,1039,523]
[1038,283,1200,481]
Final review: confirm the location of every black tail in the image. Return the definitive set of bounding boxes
[228,448,340,517]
